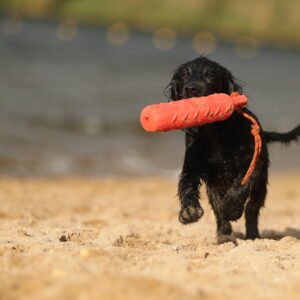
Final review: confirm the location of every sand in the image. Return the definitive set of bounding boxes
[0,173,300,300]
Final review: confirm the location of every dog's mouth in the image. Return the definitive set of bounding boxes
[168,90,204,102]
[169,93,206,103]
[183,89,202,99]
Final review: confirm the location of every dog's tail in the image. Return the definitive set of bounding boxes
[264,125,300,145]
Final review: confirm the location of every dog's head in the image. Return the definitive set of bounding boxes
[165,56,242,101]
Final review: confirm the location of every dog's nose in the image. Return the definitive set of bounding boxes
[183,85,197,98]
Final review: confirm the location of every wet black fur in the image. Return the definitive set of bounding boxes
[164,56,300,240]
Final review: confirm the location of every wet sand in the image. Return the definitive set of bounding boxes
[0,173,300,300]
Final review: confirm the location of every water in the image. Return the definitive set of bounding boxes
[0,19,299,177]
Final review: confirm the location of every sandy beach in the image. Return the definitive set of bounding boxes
[0,172,300,300]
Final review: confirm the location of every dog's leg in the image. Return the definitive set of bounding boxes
[178,134,204,224]
[245,177,267,239]
[207,187,232,237]
[178,172,203,224]
[219,181,250,222]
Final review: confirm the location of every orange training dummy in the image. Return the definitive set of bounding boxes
[140,92,248,132]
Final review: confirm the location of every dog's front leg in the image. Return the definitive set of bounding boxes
[178,171,203,224]
[178,133,204,224]
[220,180,250,221]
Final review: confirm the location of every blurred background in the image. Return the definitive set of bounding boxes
[0,0,299,177]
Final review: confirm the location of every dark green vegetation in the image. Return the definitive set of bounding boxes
[0,0,299,48]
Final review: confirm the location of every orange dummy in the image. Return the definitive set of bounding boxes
[140,93,248,132]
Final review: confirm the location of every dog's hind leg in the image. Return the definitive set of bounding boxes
[207,187,232,237]
[245,175,267,239]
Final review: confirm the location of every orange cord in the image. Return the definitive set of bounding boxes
[231,93,262,185]
[236,109,262,185]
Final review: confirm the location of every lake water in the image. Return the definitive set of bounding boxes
[0,19,299,177]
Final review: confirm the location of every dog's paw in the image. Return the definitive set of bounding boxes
[245,230,260,240]
[220,203,244,221]
[217,235,238,245]
[221,205,244,221]
[179,205,204,224]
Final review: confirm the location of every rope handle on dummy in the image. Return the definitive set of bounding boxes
[231,92,262,185]
[140,92,262,185]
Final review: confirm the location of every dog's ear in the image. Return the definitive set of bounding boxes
[228,76,243,94]
[164,79,180,101]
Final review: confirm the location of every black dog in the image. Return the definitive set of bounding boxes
[165,56,300,240]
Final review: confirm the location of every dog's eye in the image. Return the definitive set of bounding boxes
[181,74,189,81]
[203,68,215,81]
